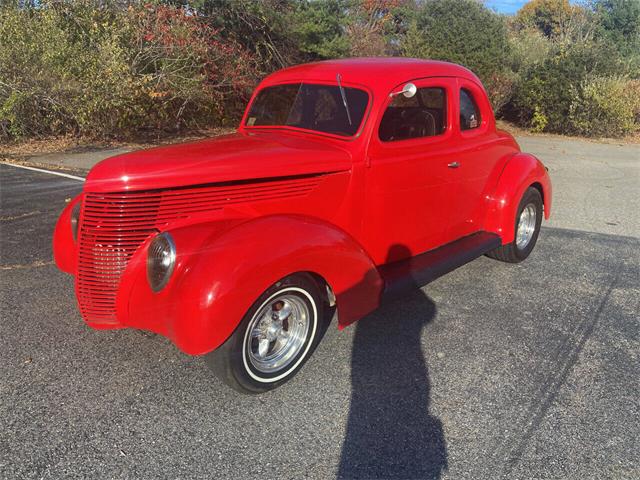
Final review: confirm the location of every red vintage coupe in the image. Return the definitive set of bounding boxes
[54,58,552,393]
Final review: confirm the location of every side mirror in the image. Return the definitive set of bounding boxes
[401,83,417,98]
[390,83,417,99]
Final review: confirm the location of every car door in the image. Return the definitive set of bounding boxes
[446,78,513,240]
[364,77,461,265]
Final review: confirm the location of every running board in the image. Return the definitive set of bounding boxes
[379,232,501,303]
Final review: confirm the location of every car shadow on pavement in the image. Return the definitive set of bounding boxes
[338,245,448,480]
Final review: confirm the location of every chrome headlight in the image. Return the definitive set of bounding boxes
[70,201,81,242]
[147,232,176,292]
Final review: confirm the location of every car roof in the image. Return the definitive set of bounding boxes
[261,57,482,93]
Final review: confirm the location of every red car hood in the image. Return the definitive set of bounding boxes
[84,131,352,192]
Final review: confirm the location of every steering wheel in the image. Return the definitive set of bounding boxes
[394,110,437,139]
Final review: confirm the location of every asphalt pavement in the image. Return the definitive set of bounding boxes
[1,136,638,479]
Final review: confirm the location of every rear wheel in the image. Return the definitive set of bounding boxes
[205,274,326,394]
[487,187,543,263]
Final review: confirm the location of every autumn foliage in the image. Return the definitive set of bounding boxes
[1,0,638,140]
[0,1,259,139]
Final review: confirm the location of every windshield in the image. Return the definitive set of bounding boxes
[245,83,369,137]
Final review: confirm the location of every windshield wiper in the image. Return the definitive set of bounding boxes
[336,73,352,126]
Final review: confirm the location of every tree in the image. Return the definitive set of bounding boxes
[172,0,300,71]
[514,0,575,37]
[594,0,640,57]
[402,0,511,82]
[290,0,351,59]
[345,0,404,56]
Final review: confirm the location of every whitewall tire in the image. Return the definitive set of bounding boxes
[205,273,327,394]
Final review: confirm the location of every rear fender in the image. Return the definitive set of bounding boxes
[484,153,552,244]
[126,215,382,355]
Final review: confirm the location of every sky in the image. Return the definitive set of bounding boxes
[484,0,528,14]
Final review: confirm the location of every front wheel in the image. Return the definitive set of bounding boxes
[487,187,543,263]
[205,274,327,394]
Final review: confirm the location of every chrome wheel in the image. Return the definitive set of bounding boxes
[245,292,311,374]
[516,203,537,250]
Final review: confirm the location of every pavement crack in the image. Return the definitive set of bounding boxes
[0,211,40,222]
[0,260,54,270]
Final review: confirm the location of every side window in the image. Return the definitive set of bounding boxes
[460,88,481,131]
[379,87,447,142]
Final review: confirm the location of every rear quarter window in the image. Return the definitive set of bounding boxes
[460,88,481,131]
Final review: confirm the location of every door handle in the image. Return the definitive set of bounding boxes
[448,161,460,168]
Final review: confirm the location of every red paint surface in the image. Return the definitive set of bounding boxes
[53,58,552,355]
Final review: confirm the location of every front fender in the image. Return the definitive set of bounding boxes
[484,153,552,244]
[53,194,82,274]
[126,215,382,355]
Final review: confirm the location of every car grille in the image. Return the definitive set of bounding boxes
[76,176,322,325]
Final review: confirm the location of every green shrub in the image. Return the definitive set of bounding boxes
[512,40,624,133]
[508,28,553,74]
[569,75,640,136]
[531,106,548,132]
[484,70,519,114]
